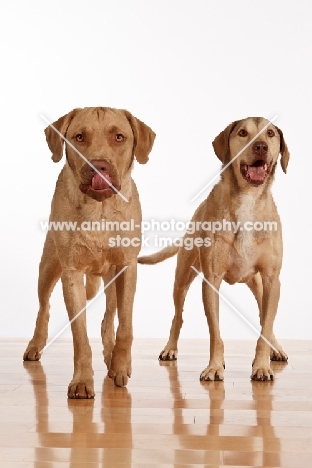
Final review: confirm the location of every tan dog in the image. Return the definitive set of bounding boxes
[24,107,155,397]
[139,117,289,381]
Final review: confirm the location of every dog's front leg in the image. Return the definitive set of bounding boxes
[251,275,280,381]
[102,266,117,370]
[108,262,136,387]
[23,234,61,361]
[61,270,94,398]
[200,274,225,381]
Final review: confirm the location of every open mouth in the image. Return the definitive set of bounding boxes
[79,172,121,201]
[240,160,272,186]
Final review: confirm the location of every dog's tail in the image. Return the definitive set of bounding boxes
[86,274,101,300]
[138,245,179,265]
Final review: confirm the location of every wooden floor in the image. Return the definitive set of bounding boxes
[0,339,311,467]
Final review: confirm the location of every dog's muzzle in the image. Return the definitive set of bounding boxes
[240,140,272,186]
[79,159,121,201]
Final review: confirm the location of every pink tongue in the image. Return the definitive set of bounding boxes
[247,166,265,181]
[91,173,112,190]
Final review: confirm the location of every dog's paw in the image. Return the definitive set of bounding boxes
[200,364,224,381]
[270,347,288,362]
[251,363,274,381]
[108,366,131,387]
[159,347,178,361]
[67,379,95,399]
[23,344,42,361]
[108,349,132,387]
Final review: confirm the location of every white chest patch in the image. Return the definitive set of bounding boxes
[235,193,255,258]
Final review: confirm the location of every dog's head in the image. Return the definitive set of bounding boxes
[45,107,156,201]
[212,117,290,188]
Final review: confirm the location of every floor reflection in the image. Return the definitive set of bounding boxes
[159,357,287,466]
[23,361,133,466]
[100,375,132,466]
[159,358,225,465]
[224,362,287,466]
[252,361,288,467]
[23,361,55,467]
[23,346,288,466]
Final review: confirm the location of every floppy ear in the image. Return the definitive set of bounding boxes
[274,125,290,174]
[123,111,156,164]
[212,121,239,163]
[45,109,80,162]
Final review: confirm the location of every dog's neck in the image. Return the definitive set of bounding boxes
[213,163,278,258]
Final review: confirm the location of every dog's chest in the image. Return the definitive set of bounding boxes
[221,194,258,284]
[57,202,142,273]
[233,193,256,258]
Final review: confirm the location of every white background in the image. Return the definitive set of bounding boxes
[1,1,311,343]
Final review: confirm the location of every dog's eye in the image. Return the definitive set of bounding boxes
[238,129,248,137]
[75,134,84,142]
[267,129,275,137]
[115,134,125,142]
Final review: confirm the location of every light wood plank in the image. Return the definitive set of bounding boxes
[0,339,311,467]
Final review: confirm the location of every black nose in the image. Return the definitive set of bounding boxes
[252,141,268,156]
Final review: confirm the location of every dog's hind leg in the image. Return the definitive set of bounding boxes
[23,233,62,361]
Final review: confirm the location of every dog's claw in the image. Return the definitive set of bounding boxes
[200,364,224,382]
[251,363,274,381]
[158,354,177,361]
[158,348,178,361]
[67,380,95,399]
[270,352,288,362]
